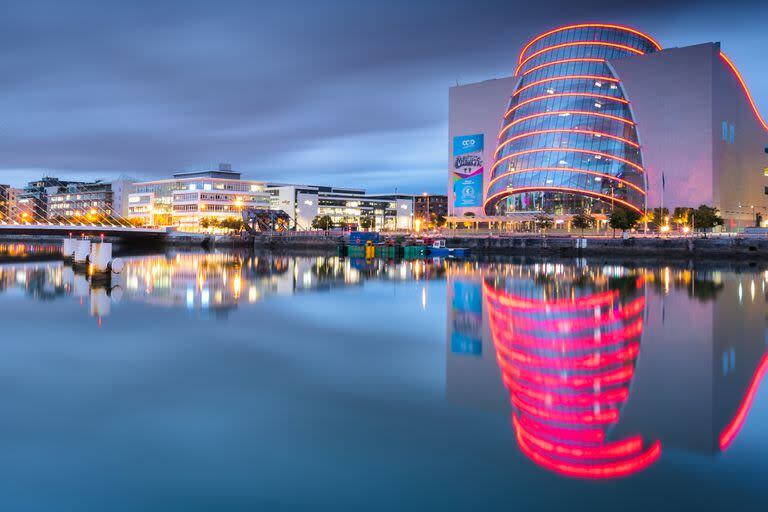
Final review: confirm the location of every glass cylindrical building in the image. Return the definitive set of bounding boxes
[484,24,662,216]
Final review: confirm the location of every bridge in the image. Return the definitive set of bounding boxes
[0,223,168,240]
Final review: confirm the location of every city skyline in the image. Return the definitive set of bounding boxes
[1,0,767,193]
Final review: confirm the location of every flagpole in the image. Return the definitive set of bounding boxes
[661,171,665,230]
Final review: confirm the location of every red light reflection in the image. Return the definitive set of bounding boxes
[483,276,661,478]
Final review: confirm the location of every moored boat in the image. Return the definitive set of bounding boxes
[427,239,470,258]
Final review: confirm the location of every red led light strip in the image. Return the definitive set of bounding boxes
[496,315,625,337]
[517,414,605,444]
[522,58,605,77]
[514,416,644,459]
[516,41,645,76]
[505,93,628,117]
[502,375,630,408]
[491,316,645,351]
[719,353,768,451]
[518,24,662,65]
[513,416,662,479]
[483,283,617,309]
[490,148,644,175]
[509,393,620,424]
[496,340,640,371]
[497,354,636,389]
[514,75,620,96]
[719,51,768,132]
[499,111,634,139]
[486,167,645,196]
[484,186,643,214]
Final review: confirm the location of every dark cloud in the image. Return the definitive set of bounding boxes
[0,0,765,192]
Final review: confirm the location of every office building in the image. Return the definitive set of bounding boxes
[47,177,136,222]
[414,194,448,226]
[267,184,414,230]
[127,164,270,231]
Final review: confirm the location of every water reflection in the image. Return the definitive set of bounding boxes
[0,252,447,321]
[447,262,768,478]
[3,249,768,485]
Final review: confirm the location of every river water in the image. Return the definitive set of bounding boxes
[0,246,767,510]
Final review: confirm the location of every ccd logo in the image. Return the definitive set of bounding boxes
[462,139,476,148]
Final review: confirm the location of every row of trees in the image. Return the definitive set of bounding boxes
[530,204,724,235]
[310,214,387,231]
[199,216,244,232]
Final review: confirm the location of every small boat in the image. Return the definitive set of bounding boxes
[428,239,470,258]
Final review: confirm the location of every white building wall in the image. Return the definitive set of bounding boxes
[711,49,768,229]
[448,77,518,217]
[612,42,768,229]
[295,191,319,229]
[395,198,413,230]
[611,44,717,212]
[110,178,137,217]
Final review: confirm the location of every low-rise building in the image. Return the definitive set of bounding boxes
[267,184,413,230]
[414,194,448,226]
[21,177,84,220]
[127,164,270,231]
[47,177,136,222]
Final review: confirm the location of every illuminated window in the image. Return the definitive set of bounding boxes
[729,124,735,144]
[722,121,728,141]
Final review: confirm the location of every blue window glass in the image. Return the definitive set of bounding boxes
[487,25,658,215]
[729,124,735,144]
[722,121,728,141]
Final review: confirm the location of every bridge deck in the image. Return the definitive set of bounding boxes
[0,223,168,239]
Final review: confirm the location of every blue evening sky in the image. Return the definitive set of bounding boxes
[0,0,766,193]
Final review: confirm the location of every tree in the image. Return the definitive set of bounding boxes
[692,204,723,230]
[533,213,554,234]
[219,217,244,232]
[571,210,595,236]
[359,215,375,230]
[648,207,670,230]
[435,214,447,228]
[311,214,334,231]
[672,207,694,228]
[609,207,642,235]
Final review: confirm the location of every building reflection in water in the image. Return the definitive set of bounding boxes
[0,251,447,322]
[447,262,768,478]
[485,267,661,478]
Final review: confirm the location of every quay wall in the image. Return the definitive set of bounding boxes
[258,234,768,260]
[441,236,768,259]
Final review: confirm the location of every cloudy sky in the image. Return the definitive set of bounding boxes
[1,0,766,192]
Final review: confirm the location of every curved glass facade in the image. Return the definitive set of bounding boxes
[484,25,661,216]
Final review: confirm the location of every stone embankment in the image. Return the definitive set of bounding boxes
[254,233,768,260]
[443,235,768,259]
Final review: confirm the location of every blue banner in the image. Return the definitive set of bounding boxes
[453,172,482,207]
[453,134,484,156]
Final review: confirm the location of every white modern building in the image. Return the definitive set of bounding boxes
[127,164,270,230]
[267,183,414,230]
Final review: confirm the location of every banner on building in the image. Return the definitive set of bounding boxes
[452,134,484,207]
